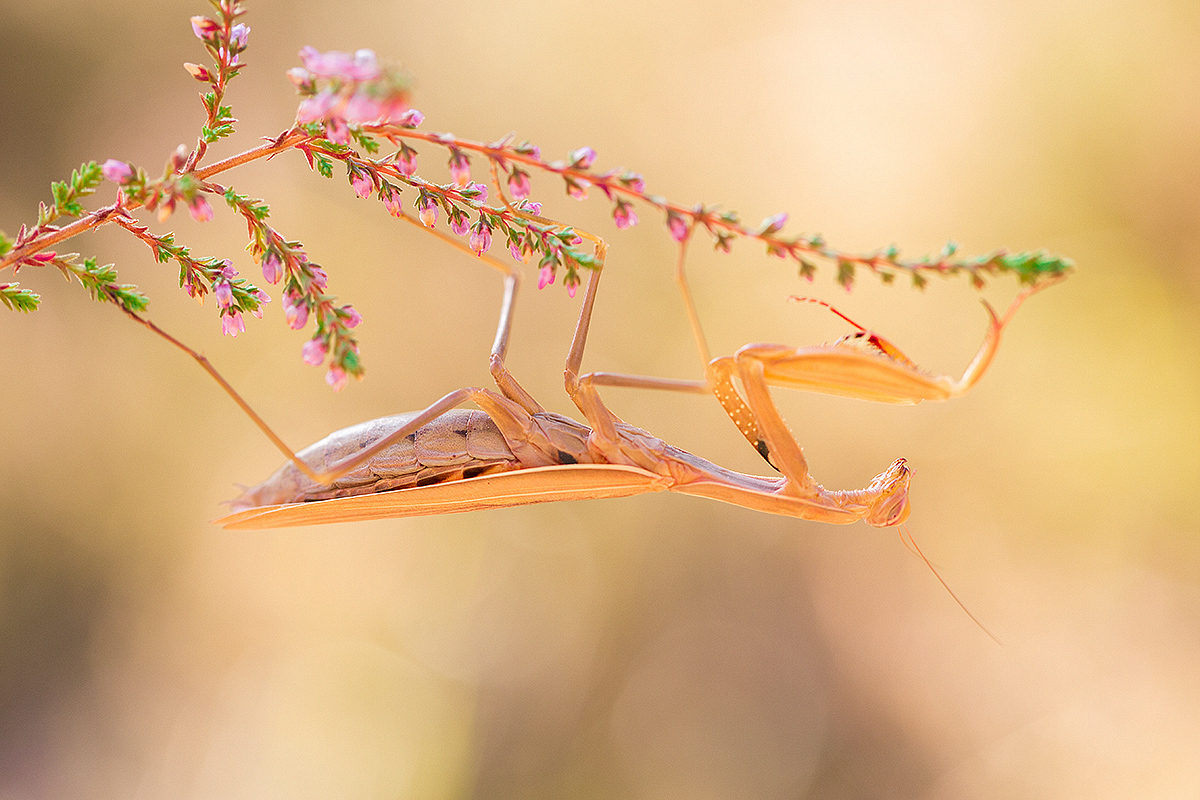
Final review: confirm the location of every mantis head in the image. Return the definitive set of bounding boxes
[863,457,912,528]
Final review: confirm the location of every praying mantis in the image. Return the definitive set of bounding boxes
[215,202,1054,531]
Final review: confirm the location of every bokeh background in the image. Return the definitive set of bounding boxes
[2,0,1199,798]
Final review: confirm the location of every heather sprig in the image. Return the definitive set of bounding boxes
[183,0,248,168]
[356,123,1074,291]
[0,4,1072,402]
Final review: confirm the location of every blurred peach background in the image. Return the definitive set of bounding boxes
[2,0,1199,798]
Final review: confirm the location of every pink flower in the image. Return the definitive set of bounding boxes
[448,152,471,186]
[301,337,328,365]
[190,15,219,40]
[184,62,211,82]
[221,310,245,337]
[569,146,597,169]
[283,291,309,330]
[508,169,531,200]
[308,265,328,290]
[469,223,492,256]
[230,23,250,48]
[758,213,788,235]
[667,211,690,242]
[510,239,533,263]
[296,90,336,124]
[287,67,311,88]
[261,251,283,284]
[613,201,638,230]
[341,306,362,328]
[396,146,417,176]
[214,280,233,309]
[188,195,214,222]
[449,214,471,237]
[566,178,590,200]
[622,172,646,193]
[350,171,373,198]
[325,116,349,144]
[251,289,270,319]
[538,265,554,289]
[465,182,488,203]
[518,200,542,216]
[566,280,577,299]
[417,195,438,227]
[299,47,380,81]
[101,159,133,184]
[350,49,381,81]
[343,91,381,123]
[325,366,348,392]
[397,109,424,128]
[383,187,402,217]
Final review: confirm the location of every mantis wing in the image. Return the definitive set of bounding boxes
[215,463,667,529]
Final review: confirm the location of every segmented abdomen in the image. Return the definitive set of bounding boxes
[229,409,519,509]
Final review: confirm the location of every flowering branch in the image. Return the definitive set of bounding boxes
[1,0,1072,396]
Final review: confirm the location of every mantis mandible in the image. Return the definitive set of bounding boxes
[215,203,1052,530]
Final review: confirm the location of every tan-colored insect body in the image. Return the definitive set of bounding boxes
[215,200,1055,531]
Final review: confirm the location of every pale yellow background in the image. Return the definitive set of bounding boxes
[1,1,1198,798]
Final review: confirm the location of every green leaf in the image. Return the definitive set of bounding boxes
[0,283,40,312]
[836,259,855,289]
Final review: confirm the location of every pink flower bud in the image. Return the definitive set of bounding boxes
[448,152,471,186]
[301,337,328,366]
[508,169,531,200]
[184,62,211,82]
[510,239,534,263]
[538,265,554,289]
[190,16,220,40]
[396,146,417,176]
[383,188,402,217]
[325,366,349,392]
[667,211,690,242]
[397,109,424,128]
[341,306,362,328]
[221,310,245,337]
[283,291,309,330]
[566,178,590,201]
[214,280,233,309]
[469,223,492,256]
[417,195,438,227]
[287,67,311,87]
[622,172,646,193]
[101,159,133,184]
[569,146,597,169]
[450,215,471,237]
[519,200,542,216]
[613,202,638,230]
[309,266,328,290]
[566,280,577,299]
[350,171,373,199]
[466,182,488,203]
[325,117,349,145]
[261,251,283,284]
[188,196,214,222]
[251,289,270,318]
[758,213,788,235]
